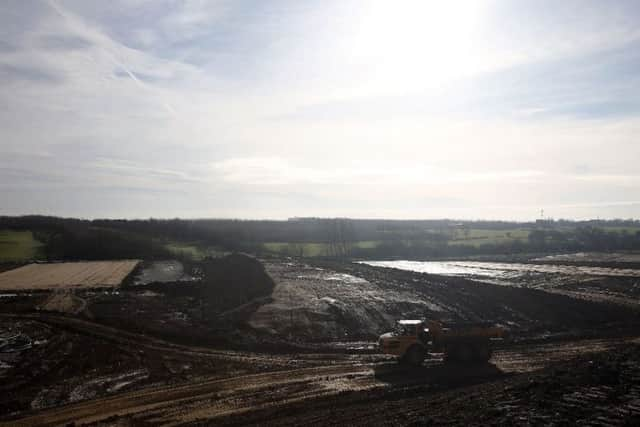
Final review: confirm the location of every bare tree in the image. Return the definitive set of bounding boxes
[325,218,354,258]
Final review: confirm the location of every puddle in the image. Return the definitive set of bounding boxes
[324,273,368,284]
[360,260,640,280]
[133,260,198,285]
[296,272,369,284]
[321,296,338,304]
[138,290,161,297]
[68,369,149,403]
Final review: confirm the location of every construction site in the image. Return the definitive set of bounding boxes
[1,252,640,426]
[3,0,640,424]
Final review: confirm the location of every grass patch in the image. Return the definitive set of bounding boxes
[354,240,380,249]
[263,240,381,257]
[263,242,328,257]
[0,230,45,262]
[449,228,530,247]
[163,241,227,260]
[600,226,640,234]
[262,229,536,255]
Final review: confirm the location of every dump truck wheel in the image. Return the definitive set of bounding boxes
[444,344,458,363]
[456,343,473,362]
[404,345,425,366]
[473,344,492,363]
[444,344,471,363]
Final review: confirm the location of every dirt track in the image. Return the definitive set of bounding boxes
[216,343,640,427]
[0,313,313,367]
[4,364,372,427]
[2,320,635,427]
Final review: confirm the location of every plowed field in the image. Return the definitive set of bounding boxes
[0,261,140,290]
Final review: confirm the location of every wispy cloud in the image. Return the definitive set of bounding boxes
[1,1,640,219]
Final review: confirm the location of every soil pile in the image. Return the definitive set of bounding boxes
[85,254,276,347]
[200,253,275,313]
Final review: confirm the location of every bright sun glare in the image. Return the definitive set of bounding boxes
[350,1,485,91]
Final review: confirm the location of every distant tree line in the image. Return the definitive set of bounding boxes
[1,215,640,261]
[526,226,640,253]
[0,216,172,260]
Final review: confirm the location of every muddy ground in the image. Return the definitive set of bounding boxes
[210,342,640,427]
[256,260,639,344]
[0,316,289,418]
[1,255,640,425]
[4,335,638,426]
[361,258,640,308]
[38,258,639,349]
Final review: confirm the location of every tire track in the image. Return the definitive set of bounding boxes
[2,364,373,427]
[4,334,637,426]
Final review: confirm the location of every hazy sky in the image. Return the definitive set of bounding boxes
[2,0,640,220]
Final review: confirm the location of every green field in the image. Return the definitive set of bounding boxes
[262,242,328,257]
[262,229,534,256]
[262,241,380,257]
[449,228,530,247]
[600,226,640,234]
[0,230,44,262]
[163,241,227,260]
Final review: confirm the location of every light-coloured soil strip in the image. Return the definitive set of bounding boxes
[0,260,140,290]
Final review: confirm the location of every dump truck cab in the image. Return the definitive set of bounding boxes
[379,319,503,366]
[378,320,431,366]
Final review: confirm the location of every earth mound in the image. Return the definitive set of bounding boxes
[200,253,276,313]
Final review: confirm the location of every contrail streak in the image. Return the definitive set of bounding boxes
[47,0,176,115]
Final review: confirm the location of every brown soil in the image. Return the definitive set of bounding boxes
[251,260,639,346]
[3,332,637,426]
[2,256,640,426]
[38,291,86,314]
[0,261,140,290]
[209,342,640,427]
[2,311,351,421]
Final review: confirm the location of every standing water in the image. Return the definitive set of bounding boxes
[359,260,640,280]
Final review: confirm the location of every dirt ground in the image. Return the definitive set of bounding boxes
[249,262,443,343]
[251,260,638,346]
[2,255,640,425]
[79,258,639,350]
[3,332,637,426]
[0,313,326,419]
[207,341,640,427]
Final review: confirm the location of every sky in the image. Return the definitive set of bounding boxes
[1,0,640,220]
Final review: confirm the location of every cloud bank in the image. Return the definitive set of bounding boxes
[1,0,640,220]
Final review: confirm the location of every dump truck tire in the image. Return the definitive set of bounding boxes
[404,345,425,366]
[444,344,456,363]
[457,343,473,362]
[473,343,492,363]
[444,343,473,363]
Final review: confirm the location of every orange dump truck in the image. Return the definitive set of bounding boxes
[378,319,504,366]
